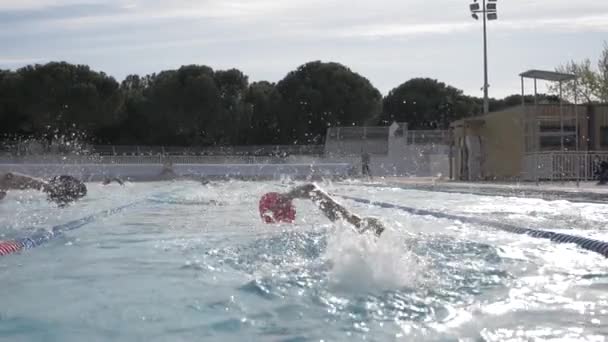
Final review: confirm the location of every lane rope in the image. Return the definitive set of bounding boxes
[0,201,143,257]
[336,194,608,258]
[0,188,183,257]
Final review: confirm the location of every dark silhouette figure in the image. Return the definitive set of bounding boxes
[361,151,372,179]
[593,155,602,180]
[598,161,608,185]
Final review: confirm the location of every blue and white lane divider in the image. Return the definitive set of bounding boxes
[336,194,608,258]
[0,201,145,257]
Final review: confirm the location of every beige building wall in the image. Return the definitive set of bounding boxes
[451,108,524,180]
[478,109,525,180]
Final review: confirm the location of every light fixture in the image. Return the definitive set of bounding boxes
[468,0,499,114]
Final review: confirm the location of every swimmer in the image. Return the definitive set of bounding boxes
[159,160,176,179]
[261,183,386,236]
[0,172,87,206]
[102,177,124,186]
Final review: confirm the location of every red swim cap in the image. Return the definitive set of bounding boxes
[259,192,296,224]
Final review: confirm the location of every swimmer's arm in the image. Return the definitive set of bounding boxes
[285,184,386,236]
[0,172,49,192]
[103,178,124,186]
[285,184,363,228]
[0,191,5,200]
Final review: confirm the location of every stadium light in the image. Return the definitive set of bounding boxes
[469,0,498,114]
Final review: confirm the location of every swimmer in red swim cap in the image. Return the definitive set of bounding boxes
[260,183,385,236]
[259,192,296,223]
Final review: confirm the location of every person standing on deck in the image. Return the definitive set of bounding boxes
[361,151,372,179]
[598,161,608,185]
[593,155,602,181]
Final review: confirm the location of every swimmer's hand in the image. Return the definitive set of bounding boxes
[356,217,385,236]
[285,183,317,199]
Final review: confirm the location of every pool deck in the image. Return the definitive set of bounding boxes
[373,177,608,203]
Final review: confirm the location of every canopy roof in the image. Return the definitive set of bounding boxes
[519,70,576,82]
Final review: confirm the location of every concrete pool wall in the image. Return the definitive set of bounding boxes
[0,163,355,181]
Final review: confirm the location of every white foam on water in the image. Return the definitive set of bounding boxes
[323,221,424,293]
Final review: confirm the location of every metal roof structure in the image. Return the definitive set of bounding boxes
[520,68,580,160]
[519,70,576,82]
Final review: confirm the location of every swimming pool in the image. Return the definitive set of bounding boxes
[1,180,607,341]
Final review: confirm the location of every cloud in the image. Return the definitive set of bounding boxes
[0,57,43,65]
[4,0,606,40]
[335,22,475,38]
[335,13,608,39]
[0,0,105,11]
[500,14,608,32]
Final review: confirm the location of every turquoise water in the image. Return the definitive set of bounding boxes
[1,180,607,341]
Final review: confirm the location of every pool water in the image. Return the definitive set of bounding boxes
[1,180,607,341]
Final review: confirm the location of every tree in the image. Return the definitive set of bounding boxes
[276,61,382,144]
[599,41,608,102]
[0,70,28,135]
[140,66,223,145]
[0,62,123,149]
[243,81,282,144]
[97,74,153,144]
[213,69,249,145]
[552,41,608,103]
[381,78,479,129]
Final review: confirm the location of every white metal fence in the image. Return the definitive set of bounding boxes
[405,130,450,145]
[0,155,322,165]
[0,143,325,157]
[522,152,608,181]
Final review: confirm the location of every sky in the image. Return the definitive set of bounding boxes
[1,0,607,98]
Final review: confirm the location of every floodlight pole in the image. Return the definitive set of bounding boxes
[470,0,495,114]
[482,0,489,115]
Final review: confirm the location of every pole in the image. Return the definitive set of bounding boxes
[482,0,489,114]
[559,81,564,151]
[521,77,525,106]
[534,78,538,151]
[522,76,528,153]
[575,79,580,186]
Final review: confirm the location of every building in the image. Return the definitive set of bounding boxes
[451,103,608,181]
[451,69,608,182]
[324,123,450,177]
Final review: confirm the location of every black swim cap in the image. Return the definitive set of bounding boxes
[47,175,87,205]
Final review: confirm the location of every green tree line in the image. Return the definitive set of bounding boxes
[0,60,567,146]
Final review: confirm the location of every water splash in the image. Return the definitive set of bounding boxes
[324,223,424,293]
